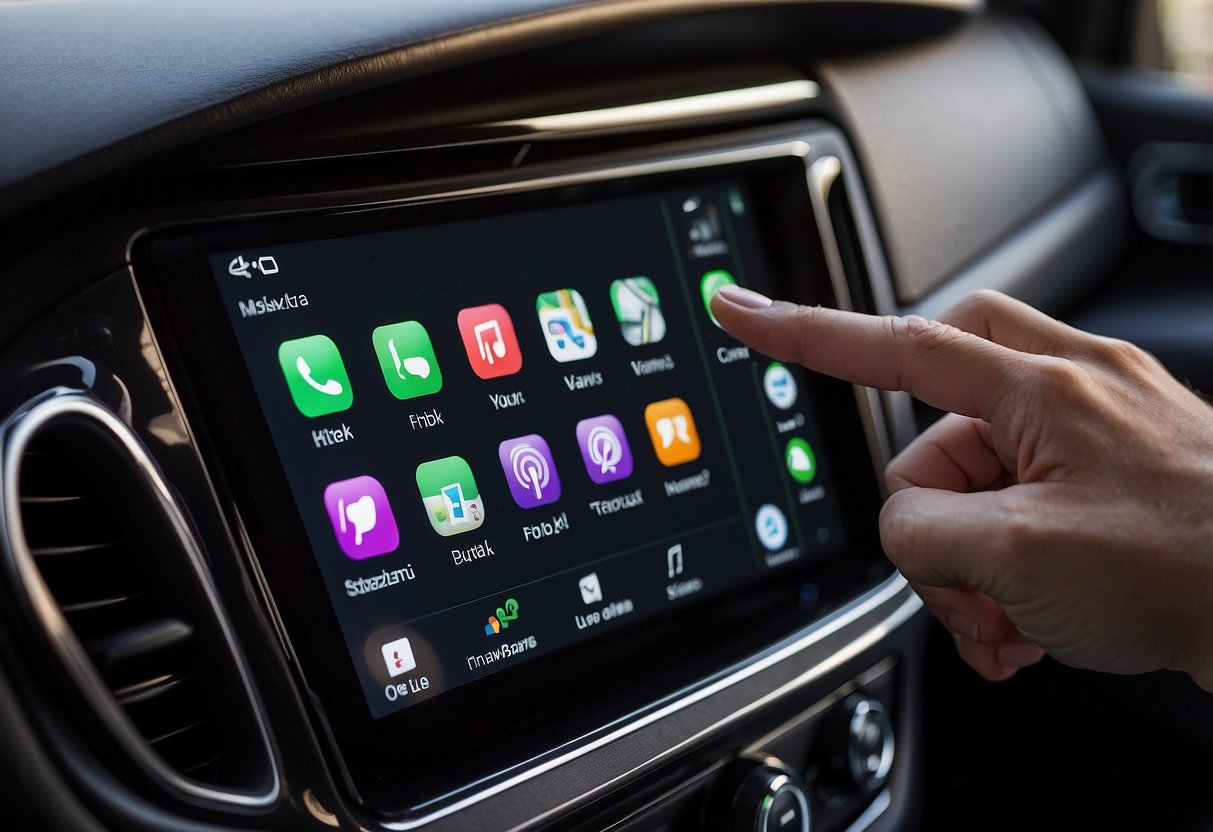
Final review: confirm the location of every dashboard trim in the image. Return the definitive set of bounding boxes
[392,575,920,830]
[488,79,821,138]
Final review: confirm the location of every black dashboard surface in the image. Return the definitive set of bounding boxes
[2,1,1176,831]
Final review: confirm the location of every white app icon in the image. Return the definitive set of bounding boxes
[586,425,623,474]
[474,319,508,365]
[381,637,416,678]
[338,494,377,546]
[655,414,693,449]
[755,504,789,552]
[510,442,552,500]
[763,363,798,410]
[579,572,603,605]
[537,289,598,362]
[667,544,684,579]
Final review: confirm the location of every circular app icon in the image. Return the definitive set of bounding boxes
[785,437,816,484]
[754,504,789,552]
[763,362,798,410]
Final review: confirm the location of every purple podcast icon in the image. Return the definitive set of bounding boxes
[323,475,400,560]
[575,414,634,485]
[498,434,562,509]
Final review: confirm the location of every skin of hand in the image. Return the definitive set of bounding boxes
[712,285,1213,690]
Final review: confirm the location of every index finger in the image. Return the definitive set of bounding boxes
[711,287,1027,421]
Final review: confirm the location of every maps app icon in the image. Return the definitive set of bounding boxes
[610,277,666,346]
[575,415,634,485]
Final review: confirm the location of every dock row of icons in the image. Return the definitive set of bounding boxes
[277,274,738,418]
[323,400,710,559]
[380,538,693,682]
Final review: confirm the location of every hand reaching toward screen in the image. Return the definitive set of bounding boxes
[712,286,1213,689]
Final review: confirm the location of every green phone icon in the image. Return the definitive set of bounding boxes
[372,321,443,400]
[278,334,353,417]
[700,270,737,328]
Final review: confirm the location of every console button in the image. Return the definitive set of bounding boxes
[818,695,895,797]
[705,756,811,832]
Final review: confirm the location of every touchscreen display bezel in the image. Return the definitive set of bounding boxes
[133,136,894,817]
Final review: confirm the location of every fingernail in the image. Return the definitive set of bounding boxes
[715,284,772,309]
[997,644,1041,669]
[945,610,980,642]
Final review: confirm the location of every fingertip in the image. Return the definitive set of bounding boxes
[952,634,1017,682]
[997,643,1045,670]
[714,283,772,310]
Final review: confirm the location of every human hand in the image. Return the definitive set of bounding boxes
[712,285,1213,689]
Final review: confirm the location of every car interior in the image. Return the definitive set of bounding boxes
[1,1,1211,830]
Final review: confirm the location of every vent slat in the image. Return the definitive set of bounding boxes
[178,754,223,778]
[60,595,134,614]
[20,495,85,505]
[31,542,116,558]
[113,673,183,705]
[88,618,195,675]
[146,718,207,747]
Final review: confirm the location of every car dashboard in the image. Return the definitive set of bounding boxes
[0,2,1130,830]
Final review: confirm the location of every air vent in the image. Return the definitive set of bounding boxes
[1,389,277,808]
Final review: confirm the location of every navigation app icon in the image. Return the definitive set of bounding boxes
[457,303,523,379]
[575,414,634,484]
[499,434,561,509]
[415,456,485,536]
[609,277,666,346]
[536,288,597,362]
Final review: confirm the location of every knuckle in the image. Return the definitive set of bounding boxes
[884,314,955,374]
[1030,355,1088,396]
[989,498,1037,565]
[1095,336,1155,372]
[884,314,971,395]
[793,304,826,362]
[953,289,1006,319]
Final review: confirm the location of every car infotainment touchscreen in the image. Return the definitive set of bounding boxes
[139,149,892,811]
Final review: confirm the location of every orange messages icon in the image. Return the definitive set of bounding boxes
[644,398,702,467]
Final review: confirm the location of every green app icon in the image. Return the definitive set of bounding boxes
[785,437,817,485]
[372,321,443,400]
[700,270,737,328]
[278,334,353,417]
[416,456,485,537]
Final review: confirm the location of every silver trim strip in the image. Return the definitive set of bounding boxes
[845,788,892,832]
[387,576,919,830]
[0,388,279,808]
[489,80,820,138]
[807,154,893,486]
